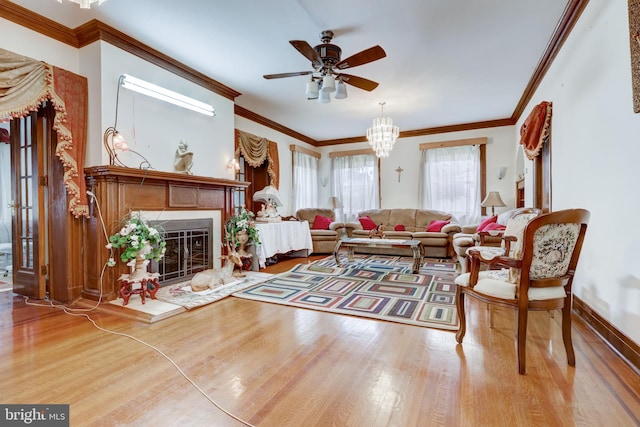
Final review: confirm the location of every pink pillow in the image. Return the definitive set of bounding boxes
[311,215,332,230]
[426,220,450,232]
[358,216,377,230]
[477,215,498,231]
[394,224,405,231]
[483,222,506,231]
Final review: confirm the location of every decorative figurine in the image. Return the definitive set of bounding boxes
[174,140,194,174]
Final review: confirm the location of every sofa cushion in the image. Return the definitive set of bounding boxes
[296,208,335,224]
[483,222,506,231]
[358,216,377,230]
[415,209,453,230]
[394,224,406,231]
[388,209,417,230]
[311,214,333,230]
[427,220,450,232]
[477,215,497,231]
[359,210,391,228]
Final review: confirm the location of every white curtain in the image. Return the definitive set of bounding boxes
[292,151,319,213]
[332,154,379,221]
[420,145,481,225]
[0,141,11,243]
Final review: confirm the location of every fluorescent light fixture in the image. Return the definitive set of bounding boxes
[120,74,215,116]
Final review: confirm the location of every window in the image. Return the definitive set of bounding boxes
[291,149,319,213]
[331,151,379,221]
[420,143,483,225]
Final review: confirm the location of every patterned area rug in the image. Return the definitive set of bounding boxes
[232,255,459,330]
[155,271,273,310]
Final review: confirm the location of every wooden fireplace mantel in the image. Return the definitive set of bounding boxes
[82,165,250,301]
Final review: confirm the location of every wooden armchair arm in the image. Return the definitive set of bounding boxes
[467,248,522,287]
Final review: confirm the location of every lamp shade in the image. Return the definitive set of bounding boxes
[321,75,336,93]
[305,80,319,99]
[317,90,331,104]
[252,185,284,207]
[334,80,348,99]
[327,196,343,209]
[481,191,506,215]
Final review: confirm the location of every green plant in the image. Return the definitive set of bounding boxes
[225,206,260,246]
[107,214,167,266]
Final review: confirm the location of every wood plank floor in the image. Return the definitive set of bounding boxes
[1,255,640,426]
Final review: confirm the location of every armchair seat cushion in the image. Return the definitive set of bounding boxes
[455,270,567,301]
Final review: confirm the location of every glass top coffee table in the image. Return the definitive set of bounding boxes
[333,238,424,273]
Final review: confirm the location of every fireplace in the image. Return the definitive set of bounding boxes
[142,211,222,286]
[82,166,248,301]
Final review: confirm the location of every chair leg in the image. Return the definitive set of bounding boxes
[515,308,528,374]
[455,287,466,344]
[562,299,576,366]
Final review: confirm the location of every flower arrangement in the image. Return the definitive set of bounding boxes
[106,214,167,268]
[225,206,260,246]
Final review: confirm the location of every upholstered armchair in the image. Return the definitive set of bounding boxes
[295,208,345,254]
[454,209,590,374]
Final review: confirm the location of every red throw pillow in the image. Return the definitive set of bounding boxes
[477,215,498,231]
[483,222,506,231]
[394,224,406,231]
[311,214,332,230]
[426,220,450,232]
[358,216,377,230]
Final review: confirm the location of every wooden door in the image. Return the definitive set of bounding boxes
[9,110,47,299]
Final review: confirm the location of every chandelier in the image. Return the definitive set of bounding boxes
[57,0,107,9]
[366,102,399,158]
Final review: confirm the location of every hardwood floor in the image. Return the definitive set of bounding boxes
[1,255,640,426]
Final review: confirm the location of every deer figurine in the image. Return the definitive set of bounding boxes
[190,236,245,292]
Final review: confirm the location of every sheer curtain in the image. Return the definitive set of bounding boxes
[332,154,379,221]
[419,145,481,225]
[292,151,319,213]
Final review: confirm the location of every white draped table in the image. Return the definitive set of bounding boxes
[254,220,314,268]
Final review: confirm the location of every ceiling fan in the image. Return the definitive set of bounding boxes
[263,30,386,93]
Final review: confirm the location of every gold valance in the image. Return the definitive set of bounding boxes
[0,48,88,218]
[235,129,279,188]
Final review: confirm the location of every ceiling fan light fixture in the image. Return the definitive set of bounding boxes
[317,90,331,104]
[366,102,399,158]
[57,0,107,9]
[321,75,336,93]
[305,79,319,99]
[334,80,348,99]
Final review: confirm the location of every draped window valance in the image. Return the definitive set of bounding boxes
[235,129,280,188]
[0,48,88,218]
[520,101,552,160]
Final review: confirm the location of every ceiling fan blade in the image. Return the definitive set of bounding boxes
[335,45,386,70]
[289,40,322,67]
[338,74,379,91]
[263,71,313,79]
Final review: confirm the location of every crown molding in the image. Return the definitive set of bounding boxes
[0,0,79,47]
[234,105,317,145]
[511,0,589,121]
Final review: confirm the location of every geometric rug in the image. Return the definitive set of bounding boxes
[232,254,459,331]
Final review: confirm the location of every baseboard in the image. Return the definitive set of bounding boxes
[573,296,640,372]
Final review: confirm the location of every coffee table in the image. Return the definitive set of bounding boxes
[333,238,424,273]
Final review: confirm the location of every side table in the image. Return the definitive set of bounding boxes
[118,272,160,305]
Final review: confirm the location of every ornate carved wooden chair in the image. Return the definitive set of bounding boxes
[454,209,590,374]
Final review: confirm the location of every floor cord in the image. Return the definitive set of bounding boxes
[20,191,255,427]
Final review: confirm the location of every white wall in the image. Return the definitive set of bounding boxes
[318,126,517,214]
[517,0,640,343]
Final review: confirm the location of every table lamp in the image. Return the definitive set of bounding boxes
[481,191,506,216]
[253,185,283,221]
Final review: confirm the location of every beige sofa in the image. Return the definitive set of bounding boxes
[345,208,461,258]
[295,208,346,254]
[452,207,542,272]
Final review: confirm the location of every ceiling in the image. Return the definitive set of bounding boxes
[8,0,573,143]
